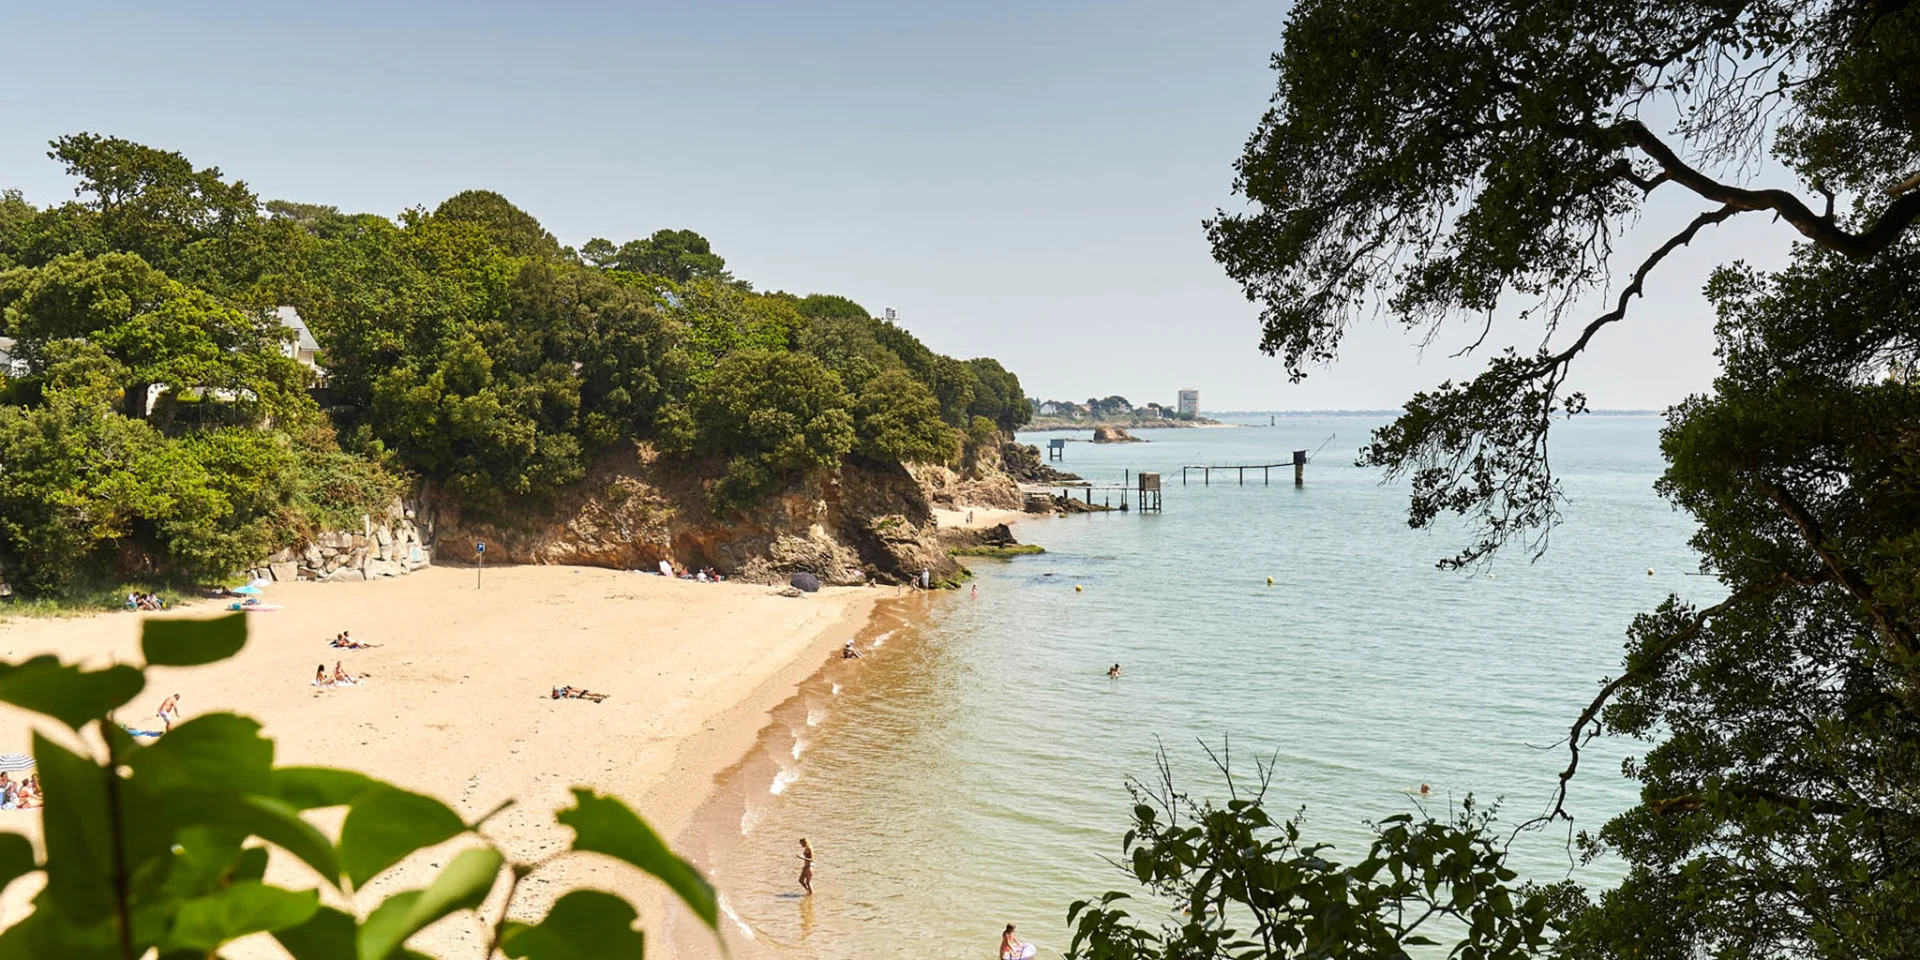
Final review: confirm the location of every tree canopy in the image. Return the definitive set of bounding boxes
[1204,1,1920,956]
[0,133,1030,596]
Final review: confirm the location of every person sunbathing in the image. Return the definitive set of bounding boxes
[332,661,365,685]
[314,664,332,687]
[552,685,608,703]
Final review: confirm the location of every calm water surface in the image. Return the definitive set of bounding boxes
[675,415,1715,959]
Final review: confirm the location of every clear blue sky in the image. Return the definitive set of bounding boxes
[1,0,1791,410]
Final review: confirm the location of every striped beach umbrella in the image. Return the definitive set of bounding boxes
[0,754,34,773]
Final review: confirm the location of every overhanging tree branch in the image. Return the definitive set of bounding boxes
[1529,576,1790,829]
[1621,120,1920,260]
[1757,479,1916,654]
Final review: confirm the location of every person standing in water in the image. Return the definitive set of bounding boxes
[797,838,814,894]
[970,584,979,599]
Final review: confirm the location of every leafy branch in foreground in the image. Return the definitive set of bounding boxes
[1068,746,1566,959]
[0,613,713,958]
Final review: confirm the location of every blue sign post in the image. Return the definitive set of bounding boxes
[475,541,486,589]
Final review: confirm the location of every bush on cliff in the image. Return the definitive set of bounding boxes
[659,350,857,514]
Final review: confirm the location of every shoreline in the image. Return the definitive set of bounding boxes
[0,565,889,956]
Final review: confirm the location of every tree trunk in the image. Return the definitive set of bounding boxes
[123,382,151,419]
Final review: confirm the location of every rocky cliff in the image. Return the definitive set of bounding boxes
[421,442,989,587]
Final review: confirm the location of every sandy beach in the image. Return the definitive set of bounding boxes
[0,565,882,957]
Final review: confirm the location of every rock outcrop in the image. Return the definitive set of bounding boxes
[423,443,969,587]
[1091,425,1145,443]
[242,499,435,583]
[1000,441,1081,483]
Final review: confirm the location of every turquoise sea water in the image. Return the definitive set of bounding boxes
[676,415,1716,959]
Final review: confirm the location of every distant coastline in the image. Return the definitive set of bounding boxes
[1023,409,1662,432]
[1205,408,1664,418]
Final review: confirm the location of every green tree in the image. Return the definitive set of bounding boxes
[966,357,1031,432]
[1070,751,1561,960]
[0,613,716,958]
[45,133,260,283]
[662,350,855,513]
[434,190,562,261]
[1209,1,1920,956]
[0,252,308,422]
[613,229,728,283]
[851,369,957,464]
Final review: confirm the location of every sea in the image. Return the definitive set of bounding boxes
[671,414,1715,959]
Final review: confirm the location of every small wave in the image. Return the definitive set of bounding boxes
[791,736,808,760]
[740,805,764,835]
[718,894,757,940]
[806,706,826,727]
[830,682,842,695]
[770,768,800,795]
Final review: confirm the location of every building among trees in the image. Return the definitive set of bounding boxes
[1176,388,1199,418]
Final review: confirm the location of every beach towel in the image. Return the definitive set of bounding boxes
[119,726,162,738]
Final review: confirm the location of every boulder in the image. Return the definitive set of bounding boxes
[302,543,324,565]
[364,559,404,578]
[326,565,366,582]
[267,547,297,564]
[1091,425,1144,443]
[269,561,298,582]
[375,525,393,546]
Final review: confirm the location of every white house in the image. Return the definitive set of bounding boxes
[0,337,24,378]
[275,307,324,380]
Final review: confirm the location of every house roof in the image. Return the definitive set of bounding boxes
[275,306,321,352]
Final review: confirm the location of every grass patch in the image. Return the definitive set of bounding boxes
[948,543,1047,558]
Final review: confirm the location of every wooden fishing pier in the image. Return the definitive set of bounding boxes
[1180,450,1309,487]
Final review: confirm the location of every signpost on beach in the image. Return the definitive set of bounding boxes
[475,541,485,589]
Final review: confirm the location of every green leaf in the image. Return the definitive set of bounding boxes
[157,825,246,900]
[33,733,115,924]
[169,791,342,888]
[0,833,36,896]
[166,880,320,952]
[340,787,466,888]
[556,789,716,929]
[126,713,274,795]
[273,767,382,810]
[356,890,421,960]
[141,613,247,667]
[356,846,503,960]
[273,905,357,960]
[0,901,121,960]
[500,889,645,959]
[0,657,144,729]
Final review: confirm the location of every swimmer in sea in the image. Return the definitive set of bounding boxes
[1002,923,1028,959]
[797,838,814,894]
[1108,663,1122,679]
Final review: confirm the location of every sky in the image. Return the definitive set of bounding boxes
[1,0,1797,411]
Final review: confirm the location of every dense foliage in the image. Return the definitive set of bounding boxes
[1070,754,1561,960]
[0,134,1029,596]
[0,612,713,958]
[1197,0,1920,956]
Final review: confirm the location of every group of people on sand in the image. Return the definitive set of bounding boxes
[0,773,42,811]
[655,559,726,582]
[329,631,374,649]
[314,661,365,688]
[125,591,168,611]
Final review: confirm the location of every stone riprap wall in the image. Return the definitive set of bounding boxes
[245,500,434,583]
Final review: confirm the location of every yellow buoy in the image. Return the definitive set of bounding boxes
[1266,576,1274,586]
[1647,568,1655,576]
[1075,585,1083,592]
[1488,573,1496,580]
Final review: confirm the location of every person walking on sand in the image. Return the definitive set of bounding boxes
[797,838,815,894]
[156,693,182,732]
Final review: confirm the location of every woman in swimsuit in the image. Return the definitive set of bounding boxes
[797,838,814,894]
[1001,923,1027,959]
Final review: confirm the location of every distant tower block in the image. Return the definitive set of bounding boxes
[1177,388,1200,419]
